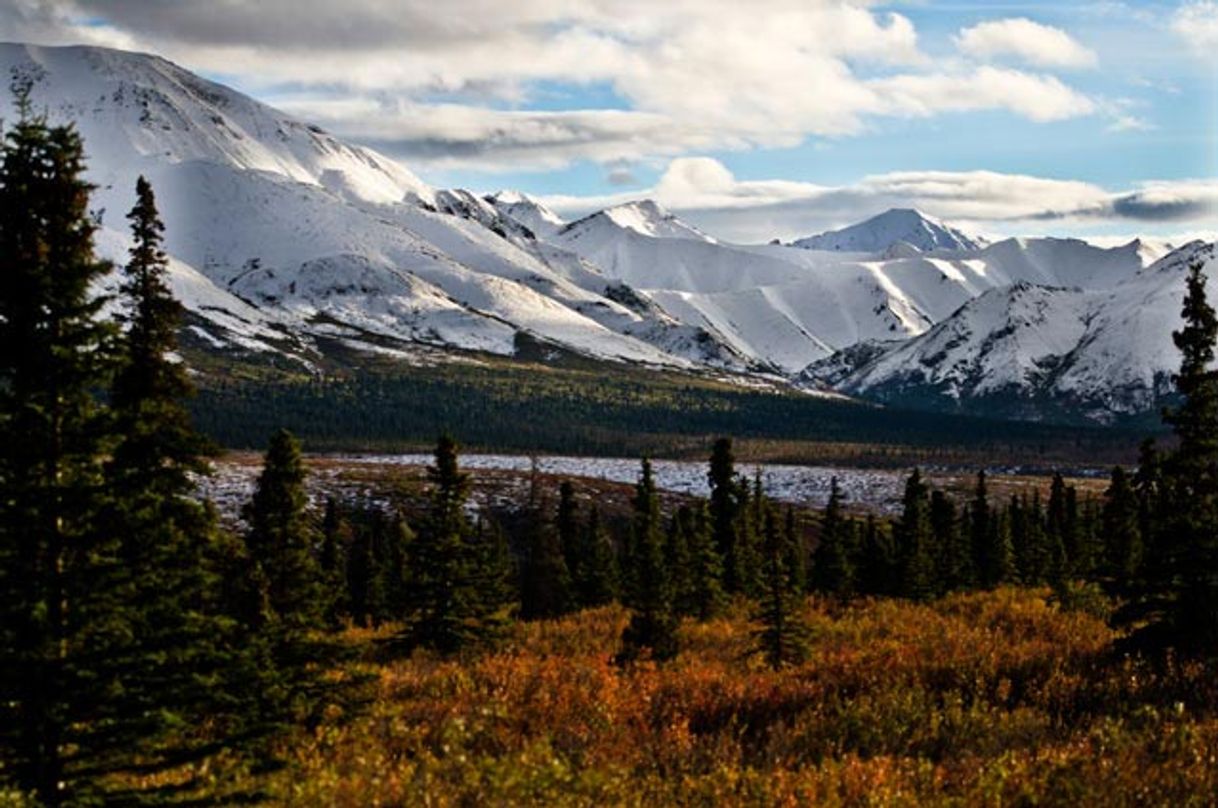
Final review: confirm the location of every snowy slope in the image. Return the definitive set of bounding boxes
[0,42,750,371]
[550,202,1158,372]
[485,190,565,239]
[794,209,986,253]
[805,242,1217,422]
[1,40,1198,422]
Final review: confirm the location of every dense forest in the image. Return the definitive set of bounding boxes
[186,344,1145,467]
[3,97,1218,806]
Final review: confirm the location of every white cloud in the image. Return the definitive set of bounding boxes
[955,18,1098,69]
[1172,1,1218,56]
[0,0,1101,170]
[538,158,1218,243]
[870,66,1096,123]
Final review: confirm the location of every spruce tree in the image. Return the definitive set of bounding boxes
[375,513,414,625]
[240,431,347,736]
[520,499,574,620]
[969,471,993,585]
[400,435,511,652]
[618,459,679,663]
[931,489,970,591]
[320,497,351,626]
[708,438,746,593]
[812,477,855,597]
[346,516,377,628]
[1121,262,1218,652]
[666,507,696,617]
[857,515,898,597]
[557,480,580,576]
[574,506,619,607]
[784,506,808,595]
[90,175,265,797]
[0,93,117,805]
[897,470,937,601]
[688,503,725,621]
[243,430,326,630]
[753,505,812,669]
[1101,466,1142,585]
[986,508,1017,588]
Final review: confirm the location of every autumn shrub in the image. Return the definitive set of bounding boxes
[259,588,1218,806]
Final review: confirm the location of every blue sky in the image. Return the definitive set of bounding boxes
[3,0,1215,241]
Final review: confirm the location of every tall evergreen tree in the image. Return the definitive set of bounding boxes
[557,480,580,577]
[897,469,937,601]
[376,513,414,625]
[784,506,808,595]
[243,430,326,630]
[520,498,574,620]
[320,497,351,626]
[401,435,512,652]
[90,175,266,796]
[666,507,696,617]
[238,430,350,738]
[574,506,619,607]
[346,515,378,629]
[931,489,971,591]
[1122,262,1218,652]
[1101,466,1142,585]
[753,505,812,669]
[688,503,725,621]
[708,438,748,594]
[0,91,119,806]
[856,515,898,597]
[618,459,678,663]
[969,471,993,586]
[812,477,855,597]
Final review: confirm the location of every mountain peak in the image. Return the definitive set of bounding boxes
[485,190,565,237]
[793,208,984,254]
[562,199,713,242]
[0,41,434,207]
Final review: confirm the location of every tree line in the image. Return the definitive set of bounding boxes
[3,92,1218,805]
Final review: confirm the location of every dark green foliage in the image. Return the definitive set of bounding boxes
[857,515,898,597]
[520,497,574,620]
[931,489,971,591]
[1102,466,1142,584]
[376,513,414,625]
[243,430,326,630]
[784,506,808,596]
[0,95,119,806]
[346,513,379,628]
[1119,262,1218,654]
[668,504,724,620]
[708,438,746,593]
[753,505,812,669]
[321,498,351,626]
[573,506,620,607]
[812,477,855,597]
[400,436,513,653]
[557,481,580,578]
[972,471,1015,588]
[618,460,678,663]
[897,470,937,601]
[238,431,350,742]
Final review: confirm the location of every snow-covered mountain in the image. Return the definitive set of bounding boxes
[804,242,1216,423]
[543,201,1160,373]
[484,191,565,239]
[0,42,748,371]
[793,208,986,253]
[1,41,1202,424]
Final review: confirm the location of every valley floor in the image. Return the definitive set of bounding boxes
[252,589,1217,806]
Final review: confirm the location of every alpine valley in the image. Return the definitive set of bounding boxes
[3,41,1209,428]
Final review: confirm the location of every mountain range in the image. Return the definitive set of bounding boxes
[1,41,1209,425]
